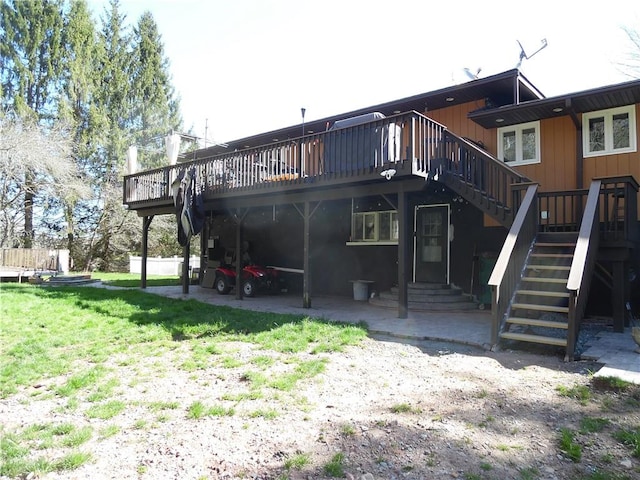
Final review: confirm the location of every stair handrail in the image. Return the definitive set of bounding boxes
[566,179,601,361]
[488,183,539,346]
[436,130,531,227]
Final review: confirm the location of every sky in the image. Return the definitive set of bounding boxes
[86,0,640,146]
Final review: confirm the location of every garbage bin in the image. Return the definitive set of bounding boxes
[478,253,498,308]
[351,280,374,301]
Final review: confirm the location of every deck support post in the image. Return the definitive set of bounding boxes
[303,201,311,308]
[235,215,244,300]
[141,215,154,289]
[228,208,250,300]
[181,240,190,294]
[397,188,409,318]
[612,260,628,332]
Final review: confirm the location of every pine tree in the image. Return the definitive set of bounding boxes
[130,11,181,170]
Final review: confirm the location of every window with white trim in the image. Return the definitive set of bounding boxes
[583,105,637,157]
[350,210,398,244]
[497,121,540,165]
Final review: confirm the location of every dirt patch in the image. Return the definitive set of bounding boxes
[2,338,639,480]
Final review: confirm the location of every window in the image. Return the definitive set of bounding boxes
[497,121,540,165]
[350,210,398,244]
[583,105,636,157]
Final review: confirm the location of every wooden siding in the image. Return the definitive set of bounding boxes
[525,116,577,191]
[427,100,494,148]
[583,104,640,218]
[478,106,640,224]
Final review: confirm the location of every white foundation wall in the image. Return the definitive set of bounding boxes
[129,255,200,276]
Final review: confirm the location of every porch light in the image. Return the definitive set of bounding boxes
[553,107,563,112]
[445,97,455,102]
[496,118,505,123]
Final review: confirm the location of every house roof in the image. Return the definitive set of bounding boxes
[193,69,543,157]
[468,78,640,128]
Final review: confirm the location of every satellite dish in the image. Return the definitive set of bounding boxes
[463,67,482,80]
[516,38,548,68]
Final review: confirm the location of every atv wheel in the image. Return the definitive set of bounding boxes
[215,275,231,295]
[242,279,256,297]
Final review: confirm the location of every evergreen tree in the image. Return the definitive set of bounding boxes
[130,11,181,170]
[57,0,104,263]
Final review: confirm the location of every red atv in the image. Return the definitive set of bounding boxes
[214,263,284,297]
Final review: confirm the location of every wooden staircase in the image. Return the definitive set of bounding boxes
[500,232,576,348]
[370,282,478,311]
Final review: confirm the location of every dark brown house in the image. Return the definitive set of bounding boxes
[123,69,640,360]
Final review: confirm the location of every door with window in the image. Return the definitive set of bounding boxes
[414,205,449,284]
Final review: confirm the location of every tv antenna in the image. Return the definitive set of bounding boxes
[516,38,548,68]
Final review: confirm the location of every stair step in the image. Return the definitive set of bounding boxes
[530,253,573,258]
[506,317,569,329]
[522,277,568,284]
[535,242,576,248]
[516,290,570,298]
[526,265,570,271]
[369,297,478,311]
[512,303,569,313]
[500,331,567,347]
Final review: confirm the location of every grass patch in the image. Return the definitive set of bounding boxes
[269,359,327,392]
[85,400,126,419]
[187,401,235,419]
[0,423,93,478]
[390,402,420,414]
[613,426,640,458]
[249,408,279,419]
[579,416,610,434]
[591,375,633,392]
[56,366,107,397]
[148,400,180,411]
[284,452,310,470]
[323,452,346,477]
[558,428,582,462]
[556,384,591,405]
[340,423,356,436]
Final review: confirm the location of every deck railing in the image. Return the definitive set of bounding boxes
[534,176,638,241]
[123,111,447,205]
[436,131,530,226]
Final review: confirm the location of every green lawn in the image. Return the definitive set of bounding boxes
[0,283,367,398]
[0,283,367,477]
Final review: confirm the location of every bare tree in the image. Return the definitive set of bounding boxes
[619,25,640,79]
[0,113,90,248]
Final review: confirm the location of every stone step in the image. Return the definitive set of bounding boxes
[369,296,479,311]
